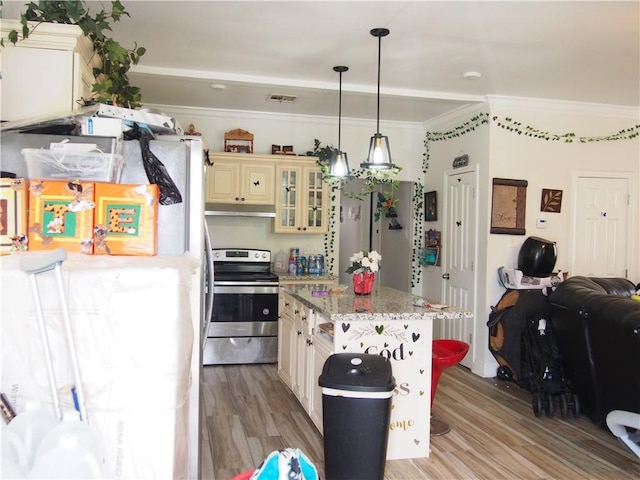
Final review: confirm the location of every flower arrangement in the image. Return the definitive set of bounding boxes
[346,250,382,274]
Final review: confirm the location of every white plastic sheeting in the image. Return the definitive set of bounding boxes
[1,253,197,479]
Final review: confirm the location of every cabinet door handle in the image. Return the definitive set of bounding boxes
[301,316,307,321]
[285,302,290,306]
[240,197,245,201]
[235,197,240,201]
[297,330,302,335]
[294,309,300,314]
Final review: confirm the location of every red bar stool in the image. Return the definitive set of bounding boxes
[431,339,470,436]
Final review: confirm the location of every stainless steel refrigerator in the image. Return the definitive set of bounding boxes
[0,129,211,479]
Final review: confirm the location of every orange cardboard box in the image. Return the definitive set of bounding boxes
[0,178,29,255]
[27,180,95,253]
[94,183,159,256]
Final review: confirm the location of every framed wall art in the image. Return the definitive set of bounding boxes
[490,178,527,235]
[541,188,563,213]
[424,191,437,221]
[0,178,28,255]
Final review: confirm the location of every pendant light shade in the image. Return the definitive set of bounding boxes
[328,65,350,177]
[361,27,396,171]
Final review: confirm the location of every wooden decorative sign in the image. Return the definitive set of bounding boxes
[490,178,528,235]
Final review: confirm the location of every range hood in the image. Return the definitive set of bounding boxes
[204,203,276,218]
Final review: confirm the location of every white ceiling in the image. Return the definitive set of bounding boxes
[5,1,640,122]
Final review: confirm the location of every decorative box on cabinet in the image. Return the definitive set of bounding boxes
[206,152,275,204]
[274,159,328,234]
[1,20,100,122]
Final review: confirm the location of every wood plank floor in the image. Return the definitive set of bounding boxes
[200,363,640,480]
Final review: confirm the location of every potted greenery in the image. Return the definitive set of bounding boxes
[2,0,146,108]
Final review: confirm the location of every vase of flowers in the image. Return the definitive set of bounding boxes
[346,250,381,295]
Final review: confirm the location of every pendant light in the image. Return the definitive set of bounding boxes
[361,27,396,171]
[328,65,350,177]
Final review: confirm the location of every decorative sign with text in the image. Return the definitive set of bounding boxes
[453,153,469,169]
[334,317,432,460]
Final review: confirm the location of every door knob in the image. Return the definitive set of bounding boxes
[442,273,450,280]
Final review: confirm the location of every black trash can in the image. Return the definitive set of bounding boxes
[319,353,395,480]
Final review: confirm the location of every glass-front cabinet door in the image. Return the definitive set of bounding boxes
[274,162,328,234]
[277,168,299,230]
[305,168,325,230]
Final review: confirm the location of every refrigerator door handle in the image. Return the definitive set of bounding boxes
[203,218,214,349]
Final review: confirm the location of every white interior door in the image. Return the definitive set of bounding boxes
[441,169,477,368]
[572,174,630,277]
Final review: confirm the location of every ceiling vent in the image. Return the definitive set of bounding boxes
[267,94,297,103]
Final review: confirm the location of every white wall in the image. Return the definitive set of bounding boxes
[422,97,640,377]
[156,105,425,274]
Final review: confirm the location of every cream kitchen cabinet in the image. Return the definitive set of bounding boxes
[1,20,99,122]
[277,290,333,432]
[274,160,328,234]
[277,296,295,390]
[206,153,275,204]
[308,329,332,433]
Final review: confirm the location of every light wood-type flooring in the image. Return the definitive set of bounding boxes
[200,363,640,480]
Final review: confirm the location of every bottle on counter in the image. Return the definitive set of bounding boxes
[288,253,298,276]
[274,250,288,273]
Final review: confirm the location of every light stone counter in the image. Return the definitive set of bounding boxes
[282,284,473,461]
[283,284,472,322]
[275,273,338,284]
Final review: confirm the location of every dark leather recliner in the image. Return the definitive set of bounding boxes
[548,276,640,427]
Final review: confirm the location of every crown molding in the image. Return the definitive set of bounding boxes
[487,95,640,119]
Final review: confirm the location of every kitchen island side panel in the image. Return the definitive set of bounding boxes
[333,315,432,460]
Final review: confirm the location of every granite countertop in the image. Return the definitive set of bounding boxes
[282,284,473,322]
[275,272,338,283]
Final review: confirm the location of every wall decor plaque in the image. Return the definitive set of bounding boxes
[453,153,469,169]
[490,178,527,235]
[541,188,563,213]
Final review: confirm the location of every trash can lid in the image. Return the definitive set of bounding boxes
[318,353,395,392]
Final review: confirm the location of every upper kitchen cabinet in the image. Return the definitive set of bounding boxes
[274,159,328,234]
[1,20,99,122]
[206,152,275,204]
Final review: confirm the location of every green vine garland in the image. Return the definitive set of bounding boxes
[423,113,640,172]
[492,117,640,143]
[411,182,424,288]
[423,113,490,173]
[323,186,339,275]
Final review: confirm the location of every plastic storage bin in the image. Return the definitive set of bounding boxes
[22,148,124,183]
[319,353,395,480]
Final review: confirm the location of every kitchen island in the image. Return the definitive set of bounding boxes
[278,283,473,461]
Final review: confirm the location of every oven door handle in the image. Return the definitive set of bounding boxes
[213,281,280,286]
[213,285,280,294]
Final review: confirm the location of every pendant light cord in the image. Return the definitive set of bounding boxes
[338,70,343,150]
[376,33,381,135]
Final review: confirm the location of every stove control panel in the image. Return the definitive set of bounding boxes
[212,249,271,262]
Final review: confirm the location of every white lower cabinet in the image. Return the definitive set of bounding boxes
[292,309,310,408]
[277,291,333,433]
[277,303,295,390]
[308,331,332,433]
